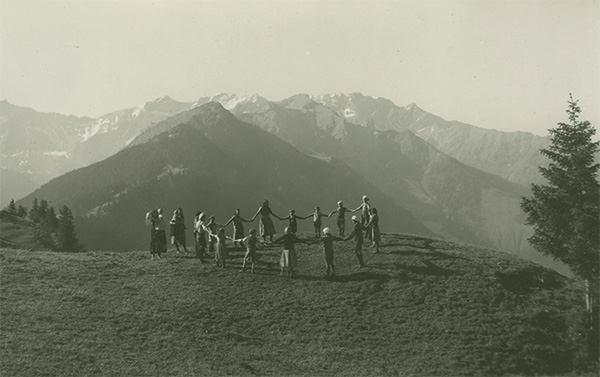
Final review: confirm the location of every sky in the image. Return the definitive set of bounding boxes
[1,0,598,135]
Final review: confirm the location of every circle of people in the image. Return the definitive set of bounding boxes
[146,195,380,277]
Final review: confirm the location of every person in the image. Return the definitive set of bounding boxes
[208,228,229,268]
[224,209,251,249]
[319,227,343,277]
[148,208,167,260]
[306,206,328,238]
[352,195,372,239]
[251,200,282,242]
[328,200,351,237]
[194,212,207,262]
[147,209,162,260]
[344,215,365,268]
[365,208,381,253]
[204,215,225,255]
[279,209,310,234]
[234,228,259,273]
[170,208,189,254]
[273,227,308,278]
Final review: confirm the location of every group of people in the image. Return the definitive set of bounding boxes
[146,195,381,277]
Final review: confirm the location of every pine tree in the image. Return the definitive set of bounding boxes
[57,205,83,252]
[521,95,599,287]
[7,199,17,214]
[17,205,27,218]
[46,206,59,232]
[29,198,40,223]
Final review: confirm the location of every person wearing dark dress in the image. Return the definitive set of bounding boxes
[329,200,351,237]
[344,215,365,268]
[194,212,207,262]
[279,209,310,234]
[319,227,343,277]
[365,208,381,253]
[251,200,282,242]
[273,227,308,278]
[225,209,251,249]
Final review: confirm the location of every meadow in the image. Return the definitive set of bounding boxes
[0,233,593,376]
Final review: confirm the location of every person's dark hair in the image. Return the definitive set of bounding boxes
[371,208,378,214]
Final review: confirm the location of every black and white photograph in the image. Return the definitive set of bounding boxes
[1,0,598,375]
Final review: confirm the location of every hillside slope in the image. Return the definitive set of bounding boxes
[0,233,593,376]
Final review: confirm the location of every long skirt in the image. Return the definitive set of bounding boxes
[233,224,245,240]
[280,248,297,268]
[371,225,381,243]
[259,215,276,237]
[154,230,167,254]
[173,223,186,246]
[215,244,229,262]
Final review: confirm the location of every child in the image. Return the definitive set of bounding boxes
[365,208,381,253]
[306,206,328,238]
[209,228,229,268]
[344,215,365,268]
[225,209,251,250]
[273,227,309,278]
[328,200,351,237]
[279,209,310,234]
[234,228,259,273]
[320,227,343,277]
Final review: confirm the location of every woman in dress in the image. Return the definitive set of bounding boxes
[273,227,308,278]
[251,200,282,242]
[194,212,207,262]
[366,207,381,253]
[224,209,251,250]
[154,208,167,258]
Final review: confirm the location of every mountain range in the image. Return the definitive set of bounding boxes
[1,93,566,273]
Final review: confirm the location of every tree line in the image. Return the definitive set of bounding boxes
[4,198,84,252]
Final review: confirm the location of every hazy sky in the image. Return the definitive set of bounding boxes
[1,0,598,135]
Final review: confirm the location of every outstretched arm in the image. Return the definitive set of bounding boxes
[250,207,261,221]
[224,216,235,227]
[352,204,362,212]
[297,214,311,220]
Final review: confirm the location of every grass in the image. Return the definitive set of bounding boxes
[0,233,594,376]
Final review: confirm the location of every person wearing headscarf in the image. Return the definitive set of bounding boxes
[319,227,344,277]
[273,227,308,278]
[251,199,282,242]
[344,215,365,268]
[224,209,251,250]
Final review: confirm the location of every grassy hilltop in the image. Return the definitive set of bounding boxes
[0,233,594,376]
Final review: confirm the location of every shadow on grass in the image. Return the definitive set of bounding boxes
[369,260,457,277]
[293,271,391,283]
